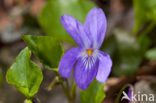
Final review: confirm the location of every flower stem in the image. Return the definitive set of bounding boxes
[70,82,77,100]
[56,74,76,103]
[47,76,58,91]
[60,81,72,103]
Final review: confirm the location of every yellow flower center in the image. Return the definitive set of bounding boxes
[87,49,93,56]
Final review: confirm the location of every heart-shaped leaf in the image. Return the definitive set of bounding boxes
[80,80,105,103]
[38,0,96,43]
[6,47,43,98]
[22,35,64,71]
[133,0,156,33]
[101,29,142,76]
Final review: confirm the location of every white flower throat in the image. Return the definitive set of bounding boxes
[80,49,99,69]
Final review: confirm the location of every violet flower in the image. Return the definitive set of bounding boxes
[59,8,112,90]
[128,88,132,101]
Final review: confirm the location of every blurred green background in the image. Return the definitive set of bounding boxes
[0,0,156,103]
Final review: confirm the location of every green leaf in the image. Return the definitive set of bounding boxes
[80,80,105,103]
[137,35,152,54]
[114,29,142,76]
[22,35,64,71]
[100,35,118,61]
[133,0,156,33]
[6,47,43,98]
[101,29,142,76]
[38,0,96,43]
[25,99,32,103]
[145,47,156,60]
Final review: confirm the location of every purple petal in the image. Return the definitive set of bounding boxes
[96,51,112,83]
[61,15,91,48]
[59,47,81,78]
[84,8,107,49]
[74,58,99,90]
[128,87,132,100]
